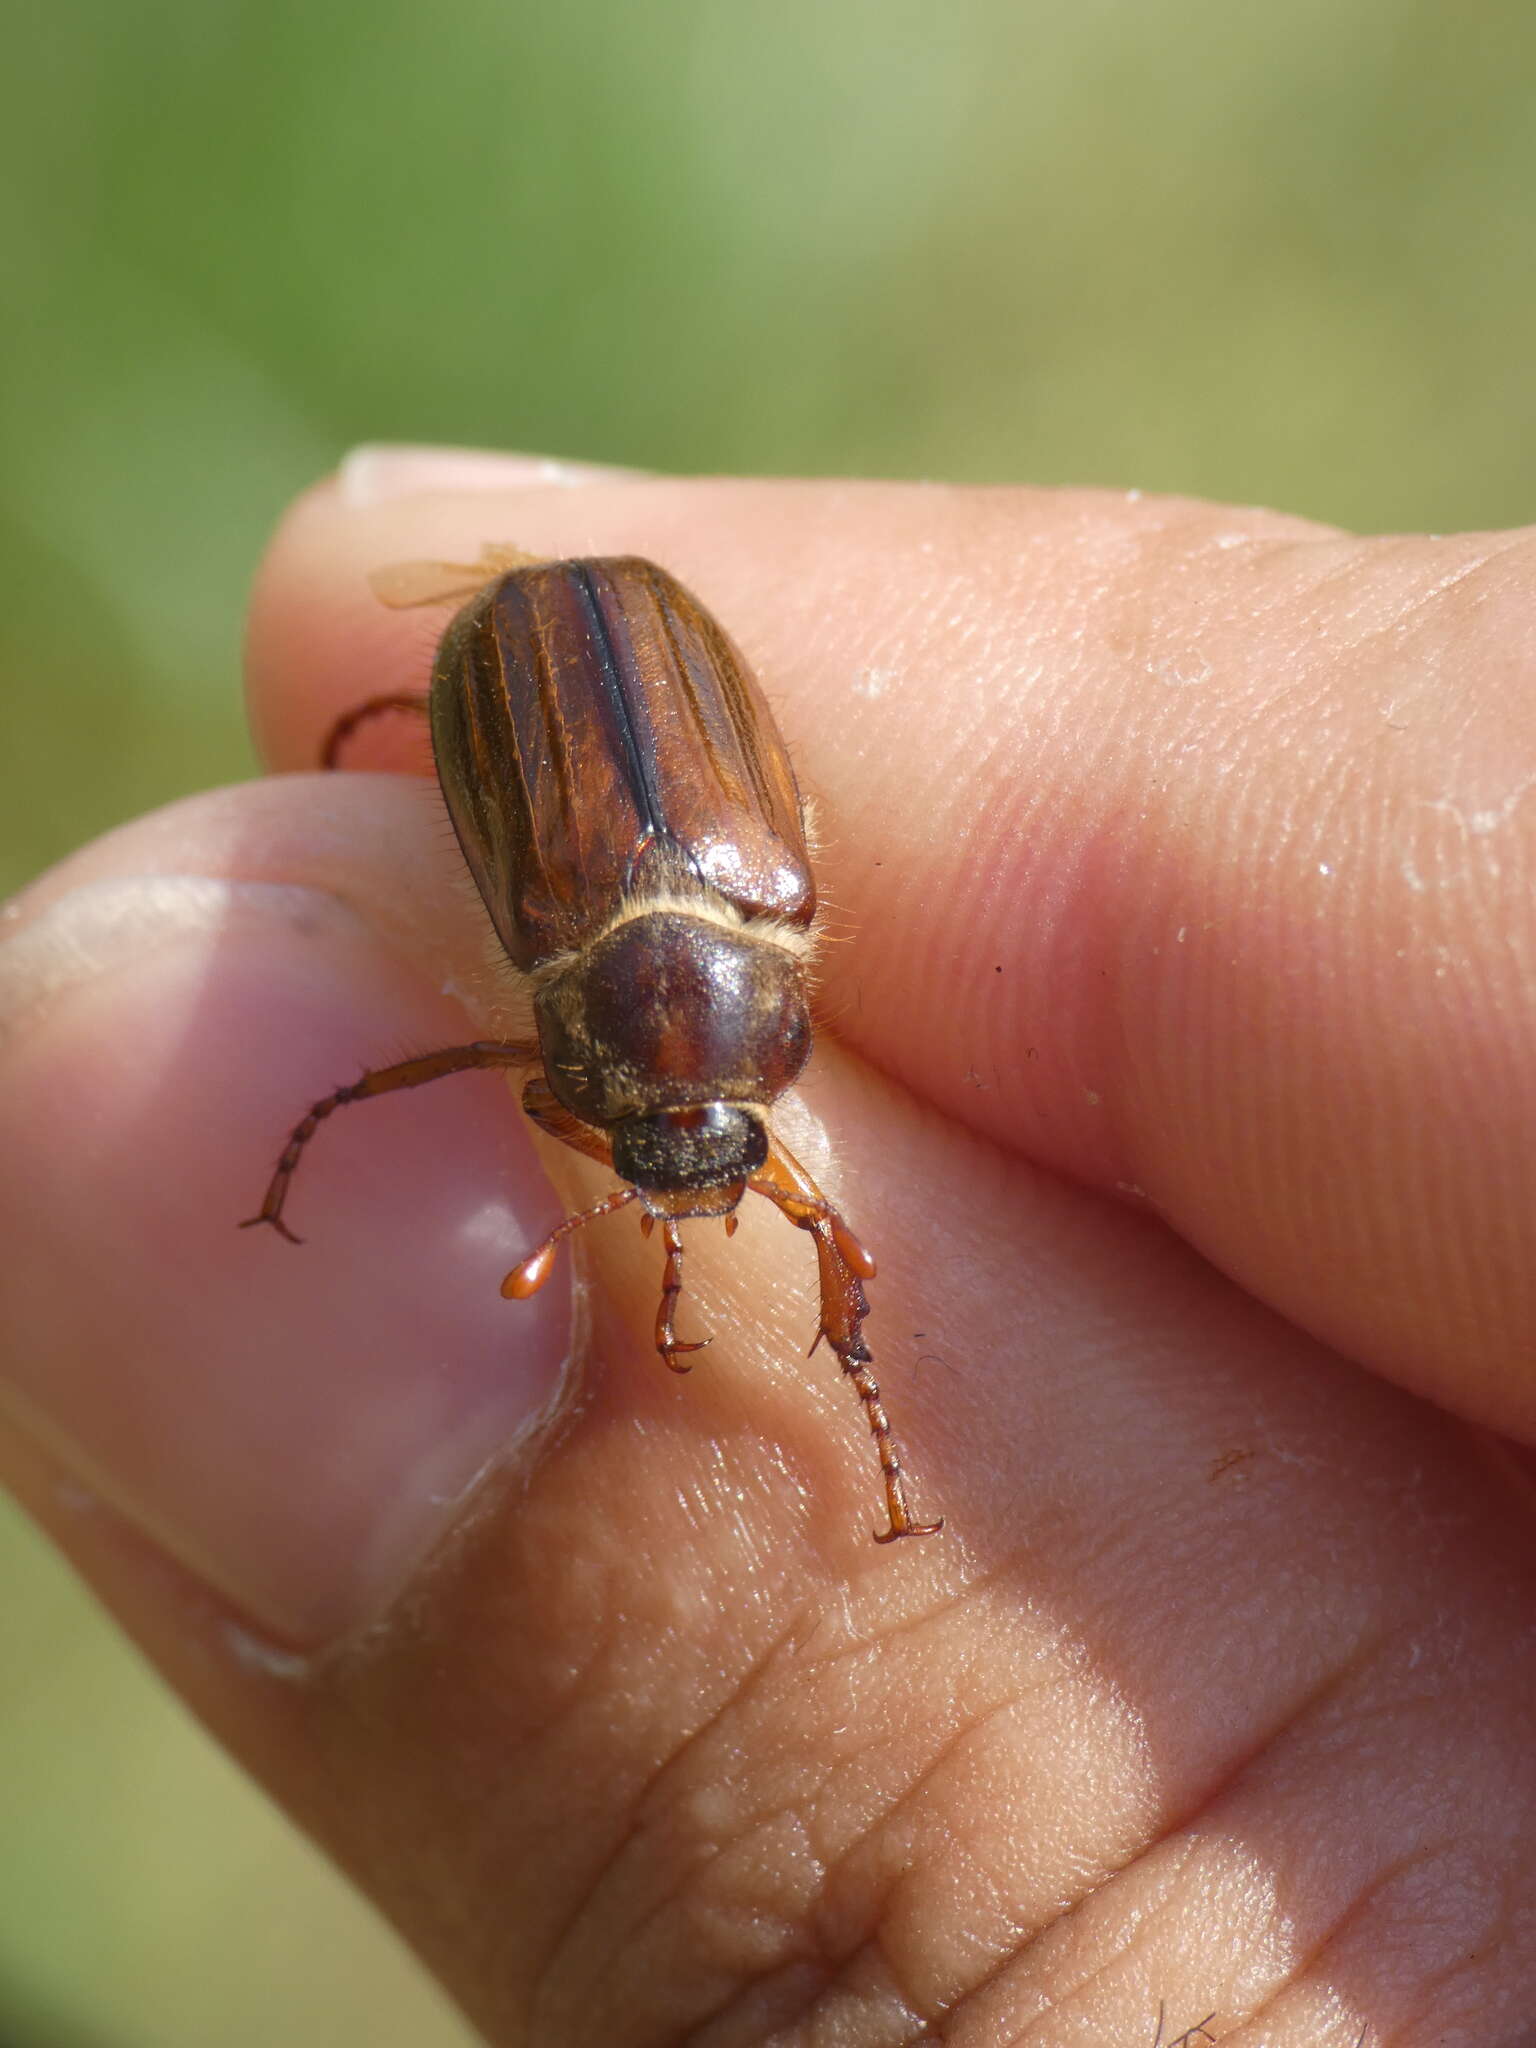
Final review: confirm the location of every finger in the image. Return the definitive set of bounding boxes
[246,464,1536,1445]
[7,771,1536,2037]
[15,761,1536,2039]
[0,771,959,1631]
[20,1204,1536,2048]
[0,779,572,1641]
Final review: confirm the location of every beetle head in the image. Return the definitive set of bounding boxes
[612,1101,769,1217]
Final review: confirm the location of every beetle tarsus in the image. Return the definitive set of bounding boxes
[875,1521,945,1543]
[659,1342,710,1375]
[838,1345,944,1543]
[239,1211,304,1246]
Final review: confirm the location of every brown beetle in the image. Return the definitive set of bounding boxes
[244,547,940,1543]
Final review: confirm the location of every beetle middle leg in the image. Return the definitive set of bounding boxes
[655,1218,710,1374]
[241,1040,536,1242]
[325,552,549,766]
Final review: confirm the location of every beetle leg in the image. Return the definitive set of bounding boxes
[326,550,551,763]
[655,1217,710,1374]
[501,1185,639,1298]
[518,1079,711,1370]
[321,693,430,770]
[240,1040,537,1242]
[749,1137,942,1545]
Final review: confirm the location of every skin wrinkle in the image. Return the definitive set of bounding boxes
[1360,529,1536,642]
[561,1791,832,2043]
[531,1576,1007,2035]
[1244,1850,1521,2048]
[1408,1919,1528,2046]
[700,1958,929,2048]
[979,1837,1210,2048]
[674,1897,923,2048]
[748,1955,935,2048]
[780,1739,1104,2047]
[532,1508,1067,2036]
[527,1594,831,2031]
[937,548,1359,1196]
[564,1595,1395,2046]
[1264,535,1392,638]
[798,1682,1088,2023]
[1146,1662,1516,2042]
[1217,1846,1463,2048]
[896,1638,1393,2044]
[1073,528,1536,1384]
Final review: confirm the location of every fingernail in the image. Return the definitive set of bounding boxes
[339,443,648,506]
[0,877,571,1644]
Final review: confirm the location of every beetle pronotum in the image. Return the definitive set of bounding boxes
[244,547,941,1543]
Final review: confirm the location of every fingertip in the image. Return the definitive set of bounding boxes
[0,869,568,1643]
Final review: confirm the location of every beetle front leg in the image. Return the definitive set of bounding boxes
[749,1138,943,1545]
[241,1040,537,1242]
[501,1074,639,1299]
[501,1185,639,1299]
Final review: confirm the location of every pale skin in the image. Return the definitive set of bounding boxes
[3,461,1536,2043]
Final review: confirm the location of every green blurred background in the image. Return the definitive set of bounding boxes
[3,0,1534,2038]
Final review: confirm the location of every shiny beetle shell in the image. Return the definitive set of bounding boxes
[431,557,815,973]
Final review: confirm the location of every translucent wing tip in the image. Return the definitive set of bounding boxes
[367,544,547,610]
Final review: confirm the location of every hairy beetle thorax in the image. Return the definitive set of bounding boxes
[534,903,811,1129]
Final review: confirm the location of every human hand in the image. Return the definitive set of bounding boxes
[3,454,1534,2043]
